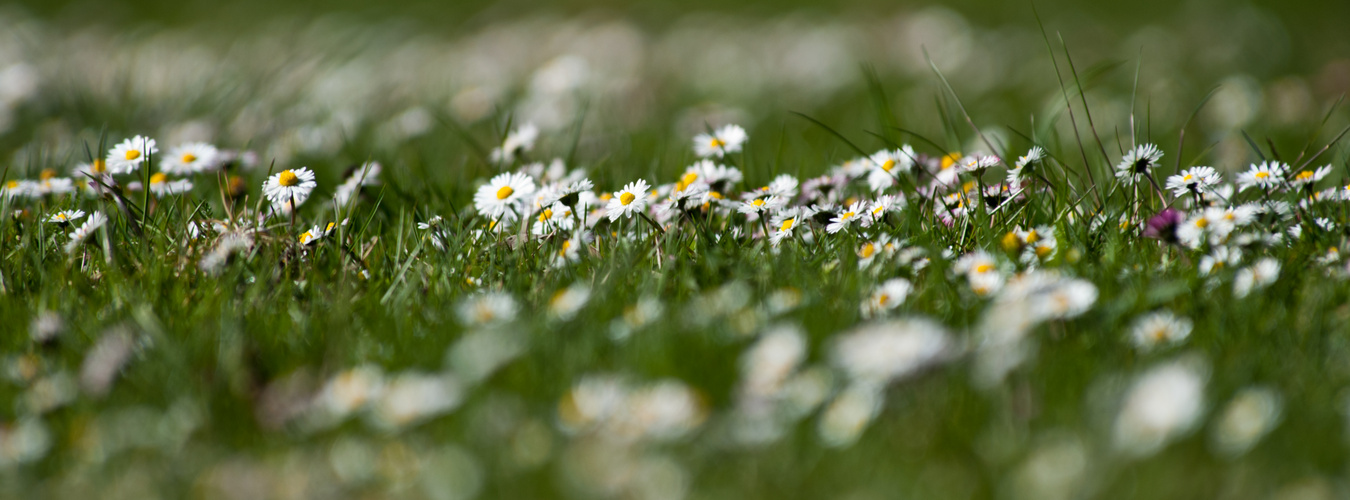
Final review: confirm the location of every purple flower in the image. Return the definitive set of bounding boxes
[1144,208,1184,243]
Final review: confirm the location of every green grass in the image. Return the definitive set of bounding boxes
[3,3,1350,499]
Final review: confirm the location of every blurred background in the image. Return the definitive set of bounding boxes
[1,0,1348,184]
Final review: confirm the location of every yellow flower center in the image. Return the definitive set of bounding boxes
[5,180,17,189]
[539,208,553,222]
[780,218,795,231]
[55,213,67,221]
[125,149,141,161]
[872,205,884,215]
[39,169,56,180]
[709,138,725,148]
[841,211,855,219]
[326,222,336,232]
[859,243,876,259]
[752,198,765,207]
[150,173,167,185]
[91,159,107,174]
[1025,229,1039,244]
[881,159,896,172]
[1195,218,1209,228]
[559,240,571,256]
[940,152,962,170]
[1297,170,1314,180]
[1151,327,1168,341]
[1035,245,1053,257]
[1182,174,1193,182]
[620,192,636,206]
[299,231,313,244]
[709,191,724,200]
[1001,232,1021,252]
[1254,171,1269,180]
[878,294,890,305]
[181,153,197,164]
[974,263,994,274]
[278,170,300,187]
[600,193,613,201]
[496,185,514,200]
[677,172,699,191]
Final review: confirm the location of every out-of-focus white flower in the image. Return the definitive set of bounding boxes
[456,292,518,325]
[371,372,463,430]
[1210,386,1282,458]
[831,317,952,388]
[693,124,747,158]
[489,123,539,163]
[1233,257,1280,298]
[1113,358,1207,457]
[1128,311,1193,351]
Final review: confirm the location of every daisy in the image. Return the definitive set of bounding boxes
[606,179,652,222]
[954,250,1003,296]
[489,123,539,164]
[685,160,743,193]
[47,210,86,225]
[693,124,748,158]
[1114,143,1164,185]
[2,180,37,199]
[860,278,912,318]
[473,172,535,222]
[1129,311,1193,350]
[532,202,576,236]
[37,178,76,196]
[332,162,382,207]
[148,173,193,197]
[737,195,786,216]
[1289,165,1333,187]
[1234,257,1280,298]
[1236,161,1287,192]
[765,174,800,198]
[1016,146,1045,168]
[1199,246,1241,275]
[768,208,804,247]
[298,223,334,245]
[1164,166,1222,197]
[825,201,866,234]
[864,195,902,226]
[64,211,107,254]
[959,154,1000,173]
[865,146,916,192]
[262,167,317,209]
[160,142,219,175]
[1113,359,1206,457]
[106,136,157,175]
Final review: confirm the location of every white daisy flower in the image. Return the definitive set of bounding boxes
[532,202,576,236]
[765,174,800,198]
[37,178,76,196]
[489,123,539,164]
[1290,165,1333,187]
[737,195,786,216]
[1113,358,1207,457]
[1233,257,1280,298]
[1199,246,1241,275]
[959,154,1000,173]
[694,124,748,158]
[262,167,317,209]
[1164,166,1222,197]
[768,209,803,247]
[2,180,38,199]
[1236,161,1287,192]
[825,201,866,234]
[333,162,382,207]
[865,146,916,192]
[606,179,652,222]
[47,210,86,224]
[1015,146,1045,168]
[1129,311,1193,350]
[861,278,913,318]
[105,136,157,175]
[1114,144,1164,185]
[954,250,1004,296]
[864,195,902,226]
[148,173,193,197]
[160,142,219,175]
[64,211,107,254]
[298,222,337,245]
[473,172,536,222]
